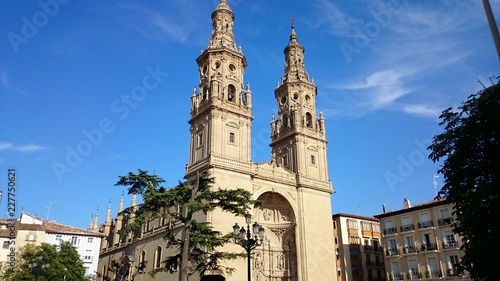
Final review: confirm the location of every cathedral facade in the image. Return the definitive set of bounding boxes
[98,1,337,280]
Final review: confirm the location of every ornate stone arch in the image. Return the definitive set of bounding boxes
[253,192,297,281]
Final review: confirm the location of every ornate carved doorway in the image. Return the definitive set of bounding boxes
[253,192,297,281]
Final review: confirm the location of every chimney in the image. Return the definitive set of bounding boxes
[382,204,386,213]
[403,198,411,209]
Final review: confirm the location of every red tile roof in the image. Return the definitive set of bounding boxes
[0,214,105,238]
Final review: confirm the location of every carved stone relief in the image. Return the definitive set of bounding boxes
[254,192,297,281]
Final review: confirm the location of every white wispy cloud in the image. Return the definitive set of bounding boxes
[0,141,47,153]
[316,0,491,118]
[109,1,207,44]
[0,141,14,151]
[336,68,415,110]
[402,104,442,118]
[311,0,362,36]
[0,70,29,95]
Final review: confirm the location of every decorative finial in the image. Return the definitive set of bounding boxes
[289,16,295,29]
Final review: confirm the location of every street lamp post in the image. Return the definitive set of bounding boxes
[232,213,265,281]
[28,255,50,281]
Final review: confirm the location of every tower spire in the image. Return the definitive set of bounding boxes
[93,207,99,231]
[186,0,252,177]
[209,0,236,50]
[105,200,111,224]
[118,194,124,213]
[270,25,329,184]
[282,25,309,83]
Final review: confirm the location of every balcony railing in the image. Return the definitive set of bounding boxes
[400,224,414,232]
[421,243,438,251]
[406,271,422,280]
[392,273,404,280]
[446,267,463,277]
[418,220,434,229]
[442,241,459,249]
[425,270,443,278]
[438,217,454,226]
[383,227,397,235]
[403,245,418,254]
[385,248,399,256]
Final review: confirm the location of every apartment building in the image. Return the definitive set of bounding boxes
[374,198,469,281]
[333,213,386,281]
[1,212,104,278]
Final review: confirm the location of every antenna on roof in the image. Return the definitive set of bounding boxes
[433,175,439,196]
[46,201,56,220]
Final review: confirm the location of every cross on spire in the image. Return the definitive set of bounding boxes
[289,16,295,29]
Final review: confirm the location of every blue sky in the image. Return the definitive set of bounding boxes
[1,0,498,229]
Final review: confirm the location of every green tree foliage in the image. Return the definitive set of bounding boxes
[116,169,258,281]
[429,80,500,281]
[3,241,89,281]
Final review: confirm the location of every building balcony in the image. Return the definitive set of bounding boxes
[400,224,415,232]
[365,245,373,251]
[438,217,454,226]
[383,227,397,236]
[385,248,399,256]
[402,245,418,254]
[425,270,443,278]
[389,272,404,281]
[446,267,464,277]
[418,220,434,229]
[421,243,438,251]
[406,271,422,280]
[442,241,459,249]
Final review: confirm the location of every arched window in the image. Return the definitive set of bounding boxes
[202,87,208,101]
[228,85,236,102]
[155,246,162,269]
[282,114,288,129]
[305,113,313,128]
[241,91,247,105]
[138,251,147,273]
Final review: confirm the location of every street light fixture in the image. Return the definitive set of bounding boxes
[28,255,50,281]
[232,213,265,281]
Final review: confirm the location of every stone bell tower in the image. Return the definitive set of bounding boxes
[270,23,329,183]
[186,0,253,178]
